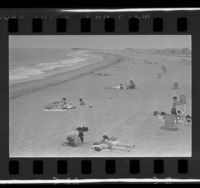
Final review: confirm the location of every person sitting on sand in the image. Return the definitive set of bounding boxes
[79,98,86,106]
[63,130,77,147]
[127,80,136,89]
[119,83,124,89]
[154,111,166,121]
[185,115,192,125]
[176,110,192,126]
[63,126,89,146]
[100,135,134,151]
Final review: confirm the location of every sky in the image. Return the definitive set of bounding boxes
[9,35,191,49]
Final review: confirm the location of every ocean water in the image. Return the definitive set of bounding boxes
[9,48,103,84]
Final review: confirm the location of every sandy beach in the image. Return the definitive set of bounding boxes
[9,49,191,157]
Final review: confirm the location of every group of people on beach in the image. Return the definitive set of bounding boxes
[113,80,136,90]
[154,95,192,126]
[63,126,135,152]
[44,97,92,110]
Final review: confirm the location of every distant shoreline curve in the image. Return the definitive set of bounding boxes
[9,52,124,99]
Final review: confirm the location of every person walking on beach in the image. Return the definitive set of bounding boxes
[75,126,88,144]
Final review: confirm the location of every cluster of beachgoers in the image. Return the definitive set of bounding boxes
[44,80,137,152]
[63,126,135,152]
[61,94,192,153]
[9,47,191,157]
[44,80,136,111]
[154,95,192,126]
[44,71,191,152]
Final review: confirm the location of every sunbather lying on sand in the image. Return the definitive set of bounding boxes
[91,142,132,152]
[96,73,111,76]
[45,97,67,109]
[44,97,76,110]
[110,83,124,90]
[92,135,135,152]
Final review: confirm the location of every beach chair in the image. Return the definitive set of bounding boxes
[160,114,178,131]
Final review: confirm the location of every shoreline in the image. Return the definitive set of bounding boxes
[9,52,124,99]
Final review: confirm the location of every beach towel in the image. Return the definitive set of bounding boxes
[44,104,76,111]
[105,86,127,90]
[44,108,68,111]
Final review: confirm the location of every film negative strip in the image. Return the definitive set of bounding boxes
[0,8,200,183]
